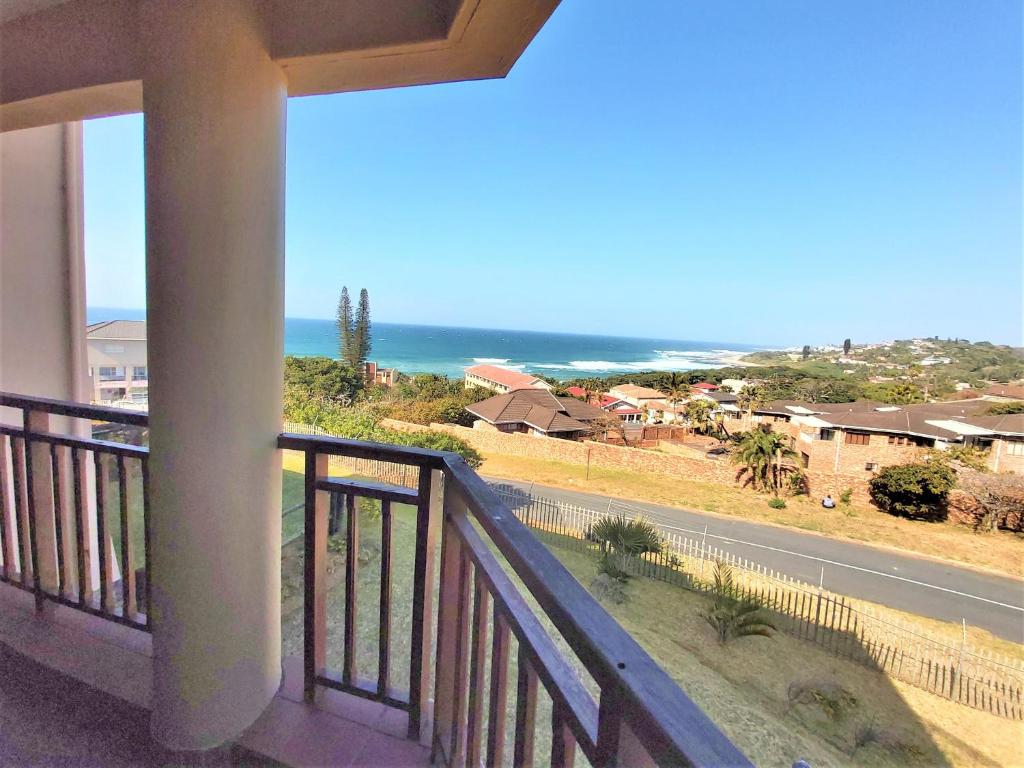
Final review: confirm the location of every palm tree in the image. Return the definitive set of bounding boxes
[685,398,715,435]
[735,384,763,418]
[590,515,662,580]
[732,425,799,495]
[702,560,776,644]
[664,373,689,423]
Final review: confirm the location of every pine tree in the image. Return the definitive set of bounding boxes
[337,287,354,364]
[801,345,811,360]
[843,338,852,355]
[354,288,372,366]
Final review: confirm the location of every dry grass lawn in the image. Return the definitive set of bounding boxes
[480,453,1024,578]
[551,544,1024,767]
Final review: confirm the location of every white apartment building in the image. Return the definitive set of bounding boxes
[86,320,148,404]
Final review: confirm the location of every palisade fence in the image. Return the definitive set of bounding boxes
[279,421,1022,720]
[282,422,418,488]
[489,487,1024,721]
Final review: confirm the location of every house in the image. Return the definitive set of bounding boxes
[598,395,644,423]
[743,399,1023,477]
[0,2,749,764]
[466,388,606,438]
[691,382,719,393]
[565,385,588,399]
[606,383,666,408]
[646,399,687,424]
[86,320,148,404]
[363,360,397,387]
[463,363,553,394]
[720,378,748,393]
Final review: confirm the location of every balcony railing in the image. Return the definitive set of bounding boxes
[0,393,150,631]
[0,391,750,766]
[280,431,752,767]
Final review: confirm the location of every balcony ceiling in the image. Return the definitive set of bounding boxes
[0,0,559,131]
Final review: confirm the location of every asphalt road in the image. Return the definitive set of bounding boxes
[488,477,1024,643]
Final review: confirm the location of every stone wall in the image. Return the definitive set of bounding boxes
[382,418,738,484]
[383,418,874,502]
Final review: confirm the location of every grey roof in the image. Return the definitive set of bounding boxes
[706,391,738,403]
[86,320,147,340]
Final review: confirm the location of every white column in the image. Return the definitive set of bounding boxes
[140,0,286,751]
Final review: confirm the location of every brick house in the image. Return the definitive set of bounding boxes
[466,388,606,439]
[742,399,1024,478]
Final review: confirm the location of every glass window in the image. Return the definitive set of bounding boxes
[865,462,878,471]
[133,366,148,379]
[819,429,835,441]
[845,432,870,446]
[1006,440,1024,457]
[98,366,125,381]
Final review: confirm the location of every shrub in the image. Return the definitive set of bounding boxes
[786,472,808,496]
[701,560,775,644]
[839,488,853,505]
[767,497,787,509]
[868,462,955,521]
[590,515,662,581]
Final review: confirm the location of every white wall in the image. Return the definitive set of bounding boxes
[0,122,88,409]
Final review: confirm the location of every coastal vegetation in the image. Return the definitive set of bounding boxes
[564,338,1022,404]
[282,374,483,467]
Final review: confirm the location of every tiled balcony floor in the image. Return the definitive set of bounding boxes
[0,642,276,766]
[0,635,429,767]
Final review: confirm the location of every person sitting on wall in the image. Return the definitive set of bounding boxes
[822,495,836,509]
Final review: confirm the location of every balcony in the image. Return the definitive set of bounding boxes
[0,392,750,766]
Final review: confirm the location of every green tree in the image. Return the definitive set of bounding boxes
[354,288,372,366]
[336,287,354,363]
[732,425,799,496]
[590,515,662,580]
[736,385,763,417]
[701,560,776,645]
[685,398,715,435]
[868,462,955,521]
[843,338,852,356]
[284,356,361,404]
[801,345,811,360]
[987,401,1024,415]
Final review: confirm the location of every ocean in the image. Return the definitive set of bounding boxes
[87,308,760,380]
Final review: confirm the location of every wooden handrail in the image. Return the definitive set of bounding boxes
[282,431,752,767]
[0,392,149,427]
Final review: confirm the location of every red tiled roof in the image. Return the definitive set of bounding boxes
[565,386,587,398]
[692,382,718,391]
[465,364,544,389]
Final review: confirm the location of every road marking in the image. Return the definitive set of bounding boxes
[642,518,1024,613]
[490,479,1024,614]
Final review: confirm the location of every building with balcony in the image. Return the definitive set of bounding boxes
[87,320,148,404]
[0,1,751,766]
[463,364,553,395]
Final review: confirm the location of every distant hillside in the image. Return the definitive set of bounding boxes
[742,339,1023,390]
[561,338,1023,405]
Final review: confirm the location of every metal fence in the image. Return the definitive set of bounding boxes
[490,486,1024,721]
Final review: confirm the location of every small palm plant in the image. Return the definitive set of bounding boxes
[701,560,776,644]
[590,515,662,580]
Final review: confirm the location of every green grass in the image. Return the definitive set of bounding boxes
[106,466,309,570]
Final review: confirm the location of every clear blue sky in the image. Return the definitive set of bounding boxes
[84,0,1022,347]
